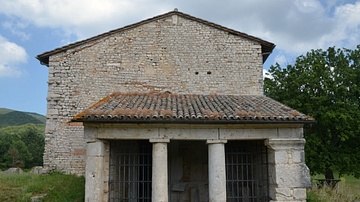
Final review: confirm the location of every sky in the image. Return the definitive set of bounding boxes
[0,0,359,115]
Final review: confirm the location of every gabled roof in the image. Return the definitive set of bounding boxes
[73,92,314,124]
[37,10,275,65]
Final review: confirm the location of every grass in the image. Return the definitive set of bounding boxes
[0,172,84,202]
[307,175,360,202]
[1,171,358,201]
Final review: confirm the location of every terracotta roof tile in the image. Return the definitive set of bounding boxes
[73,92,314,124]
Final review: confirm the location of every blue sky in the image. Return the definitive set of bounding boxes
[0,0,359,115]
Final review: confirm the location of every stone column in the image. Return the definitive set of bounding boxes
[266,138,311,202]
[207,139,227,202]
[85,141,105,202]
[150,139,170,202]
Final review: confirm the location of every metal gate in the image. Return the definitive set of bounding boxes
[225,140,269,201]
[109,140,152,202]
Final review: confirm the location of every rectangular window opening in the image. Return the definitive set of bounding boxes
[109,140,152,201]
[225,140,269,202]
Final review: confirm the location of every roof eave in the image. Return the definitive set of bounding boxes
[72,118,315,125]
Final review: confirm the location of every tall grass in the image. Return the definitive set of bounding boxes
[307,176,360,202]
[0,172,84,202]
[1,171,358,201]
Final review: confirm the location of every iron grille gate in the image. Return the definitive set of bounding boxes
[109,140,152,202]
[226,140,269,202]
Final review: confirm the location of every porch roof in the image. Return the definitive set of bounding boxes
[72,92,314,124]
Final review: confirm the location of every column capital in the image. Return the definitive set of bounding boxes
[86,141,105,157]
[149,138,170,143]
[206,139,227,144]
[265,138,305,150]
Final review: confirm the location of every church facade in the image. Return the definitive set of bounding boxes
[37,10,313,201]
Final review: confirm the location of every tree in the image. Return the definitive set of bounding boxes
[0,124,45,169]
[264,45,360,179]
[7,140,32,168]
[20,124,45,167]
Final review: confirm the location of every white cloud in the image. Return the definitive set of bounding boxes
[0,0,172,40]
[2,21,31,41]
[263,69,273,80]
[330,2,360,47]
[274,54,288,66]
[0,0,359,58]
[0,35,27,78]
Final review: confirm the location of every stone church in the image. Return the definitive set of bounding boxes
[37,10,313,201]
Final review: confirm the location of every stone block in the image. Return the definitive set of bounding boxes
[278,128,303,138]
[30,166,45,174]
[275,164,311,188]
[2,167,23,174]
[47,109,58,115]
[274,187,292,201]
[86,141,105,157]
[292,150,304,163]
[293,188,307,200]
[274,150,289,164]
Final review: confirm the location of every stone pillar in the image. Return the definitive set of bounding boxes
[266,138,311,202]
[150,139,170,202]
[207,140,227,202]
[85,141,105,202]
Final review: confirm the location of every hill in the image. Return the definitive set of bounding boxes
[0,108,46,127]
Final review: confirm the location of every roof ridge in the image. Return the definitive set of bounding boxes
[36,10,275,65]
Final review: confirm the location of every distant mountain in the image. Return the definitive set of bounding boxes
[0,108,46,127]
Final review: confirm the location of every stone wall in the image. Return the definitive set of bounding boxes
[44,13,264,174]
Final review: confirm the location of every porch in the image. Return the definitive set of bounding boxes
[83,124,311,202]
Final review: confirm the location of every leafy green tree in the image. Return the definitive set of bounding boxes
[7,140,32,167]
[19,124,45,167]
[0,124,45,169]
[264,45,360,179]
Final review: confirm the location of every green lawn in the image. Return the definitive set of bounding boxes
[0,172,84,202]
[1,171,358,201]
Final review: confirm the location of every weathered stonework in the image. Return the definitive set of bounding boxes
[266,138,311,202]
[43,13,264,175]
[38,10,311,201]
